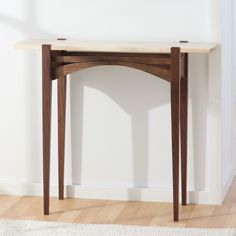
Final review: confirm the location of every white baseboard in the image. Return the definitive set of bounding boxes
[222,172,235,201]
[0,182,221,205]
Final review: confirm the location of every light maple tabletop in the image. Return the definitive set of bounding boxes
[15,39,217,53]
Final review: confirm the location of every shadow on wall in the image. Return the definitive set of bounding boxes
[70,66,169,200]
[189,54,209,191]
[70,53,209,200]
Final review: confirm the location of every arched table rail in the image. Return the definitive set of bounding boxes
[51,51,172,82]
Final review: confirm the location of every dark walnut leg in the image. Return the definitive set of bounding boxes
[170,47,181,221]
[58,76,67,200]
[42,45,52,215]
[180,54,188,206]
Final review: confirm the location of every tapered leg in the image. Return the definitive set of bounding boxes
[180,54,188,206]
[171,47,180,221]
[42,45,52,215]
[58,76,67,200]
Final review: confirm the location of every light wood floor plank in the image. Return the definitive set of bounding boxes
[0,177,235,228]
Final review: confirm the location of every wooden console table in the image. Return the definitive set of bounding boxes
[16,40,217,221]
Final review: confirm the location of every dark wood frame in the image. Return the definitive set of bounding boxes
[42,44,188,221]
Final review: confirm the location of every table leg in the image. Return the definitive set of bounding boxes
[180,54,188,206]
[58,76,67,200]
[171,47,180,221]
[42,45,52,215]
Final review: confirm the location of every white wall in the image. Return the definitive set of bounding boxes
[221,0,236,198]
[0,0,233,204]
[234,1,236,169]
[234,0,236,103]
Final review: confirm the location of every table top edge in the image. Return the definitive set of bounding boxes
[15,40,218,54]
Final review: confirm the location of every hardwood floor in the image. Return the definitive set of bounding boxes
[0,177,235,228]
